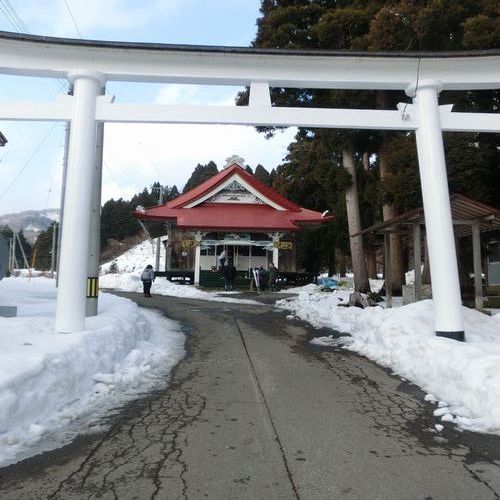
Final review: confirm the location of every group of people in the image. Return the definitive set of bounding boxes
[140,253,281,296]
[218,249,280,292]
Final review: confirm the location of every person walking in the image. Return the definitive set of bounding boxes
[268,262,278,291]
[222,260,237,291]
[141,264,155,297]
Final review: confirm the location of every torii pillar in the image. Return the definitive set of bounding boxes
[407,79,464,341]
[56,70,105,333]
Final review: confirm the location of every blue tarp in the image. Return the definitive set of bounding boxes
[317,277,339,290]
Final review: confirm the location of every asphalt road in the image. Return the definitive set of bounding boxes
[1,292,499,500]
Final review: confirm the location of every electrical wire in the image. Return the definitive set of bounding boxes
[0,0,27,32]
[0,0,69,91]
[63,0,82,38]
[0,123,58,203]
[44,124,67,209]
[127,123,168,185]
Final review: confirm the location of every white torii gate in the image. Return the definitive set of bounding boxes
[0,32,498,339]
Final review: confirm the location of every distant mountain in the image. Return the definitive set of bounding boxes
[0,209,60,244]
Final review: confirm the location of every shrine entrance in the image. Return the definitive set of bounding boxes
[0,32,498,338]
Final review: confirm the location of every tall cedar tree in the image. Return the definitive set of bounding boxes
[247,0,499,289]
[254,164,272,185]
[182,161,218,193]
[31,222,57,270]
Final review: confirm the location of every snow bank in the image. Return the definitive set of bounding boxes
[0,277,185,466]
[100,270,261,305]
[278,287,500,435]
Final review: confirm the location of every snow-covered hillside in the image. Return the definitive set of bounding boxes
[100,237,165,274]
[0,208,59,244]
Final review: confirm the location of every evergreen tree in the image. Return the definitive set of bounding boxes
[182,161,219,193]
[254,164,271,185]
[31,223,57,270]
[247,0,498,289]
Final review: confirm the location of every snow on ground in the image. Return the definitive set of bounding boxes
[100,242,261,305]
[100,238,165,274]
[100,271,261,305]
[2,234,500,467]
[0,277,185,467]
[277,286,500,435]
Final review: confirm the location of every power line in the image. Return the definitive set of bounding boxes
[126,123,168,185]
[0,0,27,32]
[0,123,58,203]
[45,124,67,209]
[0,0,69,92]
[63,0,83,38]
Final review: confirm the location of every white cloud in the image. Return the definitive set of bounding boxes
[102,122,296,200]
[100,84,296,201]
[17,0,178,39]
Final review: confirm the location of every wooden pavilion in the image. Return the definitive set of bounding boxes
[356,193,500,310]
[135,156,332,286]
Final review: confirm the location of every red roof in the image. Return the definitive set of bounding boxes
[136,163,332,231]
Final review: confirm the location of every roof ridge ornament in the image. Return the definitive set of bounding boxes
[224,154,245,169]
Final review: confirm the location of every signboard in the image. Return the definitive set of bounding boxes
[0,234,8,281]
[274,240,293,250]
[224,233,250,240]
[181,239,198,248]
[202,239,273,249]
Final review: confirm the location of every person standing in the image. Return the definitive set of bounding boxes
[141,264,155,297]
[218,249,227,270]
[268,262,278,291]
[222,260,237,291]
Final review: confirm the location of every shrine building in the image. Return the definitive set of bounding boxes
[135,156,332,286]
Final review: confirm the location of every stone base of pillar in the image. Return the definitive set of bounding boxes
[436,331,465,341]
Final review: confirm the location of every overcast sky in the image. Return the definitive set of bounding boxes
[0,0,296,215]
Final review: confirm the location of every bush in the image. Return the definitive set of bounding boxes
[108,261,119,274]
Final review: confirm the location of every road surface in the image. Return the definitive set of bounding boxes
[0,292,499,499]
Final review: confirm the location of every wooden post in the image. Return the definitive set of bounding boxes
[384,232,392,308]
[471,221,483,310]
[413,223,422,302]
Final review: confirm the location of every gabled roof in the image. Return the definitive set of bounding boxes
[136,163,333,232]
[167,163,300,211]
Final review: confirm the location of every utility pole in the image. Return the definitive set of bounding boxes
[86,84,105,317]
[11,233,17,271]
[15,232,30,269]
[56,84,74,287]
[7,238,12,273]
[50,223,58,278]
[155,186,164,272]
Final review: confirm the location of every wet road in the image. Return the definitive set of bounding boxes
[0,293,499,499]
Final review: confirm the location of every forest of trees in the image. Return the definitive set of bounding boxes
[237,0,499,292]
[5,160,275,271]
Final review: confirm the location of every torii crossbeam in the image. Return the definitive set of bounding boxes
[0,31,498,339]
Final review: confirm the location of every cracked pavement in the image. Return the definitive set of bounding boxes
[0,293,499,499]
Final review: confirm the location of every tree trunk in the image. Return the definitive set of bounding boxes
[422,237,431,284]
[379,136,405,295]
[343,148,370,293]
[337,252,346,277]
[366,245,377,279]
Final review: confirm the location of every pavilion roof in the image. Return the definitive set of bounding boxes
[135,163,332,231]
[354,193,500,239]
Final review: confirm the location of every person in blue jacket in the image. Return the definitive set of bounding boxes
[141,264,155,297]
